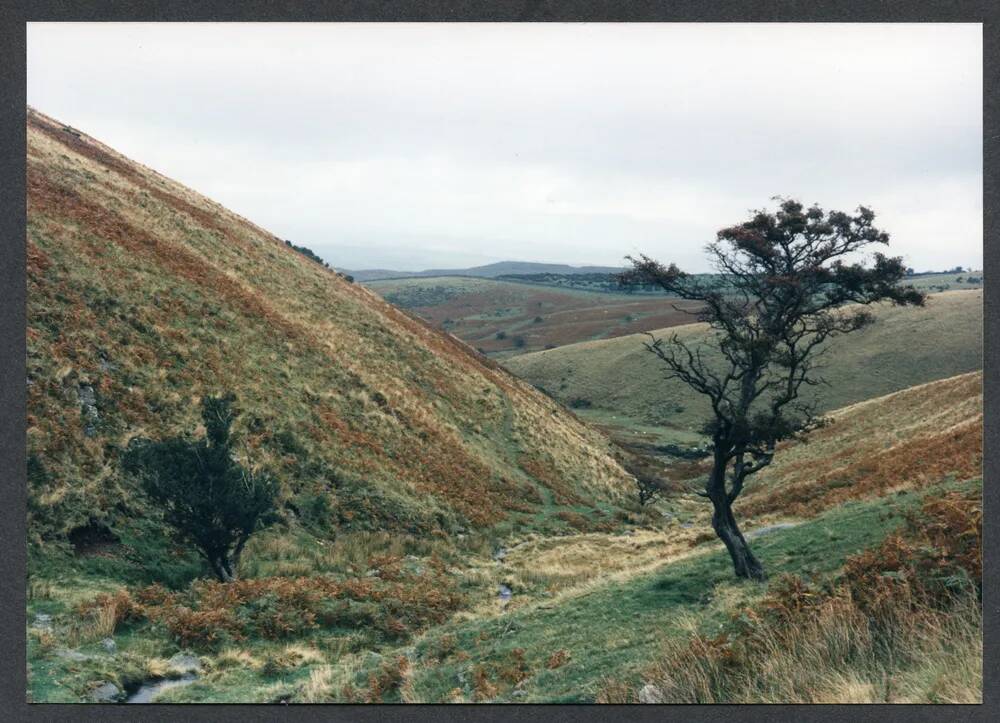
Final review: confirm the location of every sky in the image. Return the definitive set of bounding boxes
[27,23,982,272]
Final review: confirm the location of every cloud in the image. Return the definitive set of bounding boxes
[27,22,982,271]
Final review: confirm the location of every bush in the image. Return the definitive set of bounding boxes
[84,557,465,651]
[284,240,326,266]
[122,393,279,582]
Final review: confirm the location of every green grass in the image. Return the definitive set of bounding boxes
[506,289,983,446]
[398,483,946,702]
[25,476,979,703]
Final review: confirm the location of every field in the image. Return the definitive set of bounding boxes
[365,276,701,358]
[505,289,983,449]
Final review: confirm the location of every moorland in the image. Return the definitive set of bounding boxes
[26,108,983,704]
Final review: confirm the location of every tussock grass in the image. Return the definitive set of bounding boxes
[606,591,981,704]
[599,484,982,704]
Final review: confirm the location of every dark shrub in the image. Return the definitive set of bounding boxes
[122,394,279,582]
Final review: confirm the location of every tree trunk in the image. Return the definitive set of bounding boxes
[711,496,766,581]
[209,555,237,583]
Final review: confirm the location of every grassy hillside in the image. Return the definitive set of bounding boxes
[506,289,982,446]
[27,374,979,702]
[906,271,983,293]
[365,276,701,358]
[26,107,635,555]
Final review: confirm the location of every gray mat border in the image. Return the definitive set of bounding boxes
[1,2,995,721]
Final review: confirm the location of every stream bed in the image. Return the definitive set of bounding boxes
[125,673,197,703]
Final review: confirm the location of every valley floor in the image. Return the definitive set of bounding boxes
[26,374,983,704]
[27,478,980,704]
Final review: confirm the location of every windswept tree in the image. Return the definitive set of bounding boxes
[619,198,925,580]
[123,393,279,582]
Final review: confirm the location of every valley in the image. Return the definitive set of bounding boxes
[24,108,984,705]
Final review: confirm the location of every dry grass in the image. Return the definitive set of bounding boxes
[25,105,635,542]
[299,665,335,703]
[739,372,982,520]
[614,591,981,704]
[599,484,983,704]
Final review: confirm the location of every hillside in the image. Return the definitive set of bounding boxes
[365,276,701,357]
[505,289,982,445]
[29,373,977,703]
[347,262,624,283]
[25,107,635,550]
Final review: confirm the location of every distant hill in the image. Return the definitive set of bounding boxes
[347,261,626,282]
[365,276,702,358]
[505,289,983,445]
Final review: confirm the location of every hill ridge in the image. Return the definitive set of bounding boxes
[26,107,633,541]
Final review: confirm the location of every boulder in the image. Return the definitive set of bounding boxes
[167,653,201,675]
[91,682,123,703]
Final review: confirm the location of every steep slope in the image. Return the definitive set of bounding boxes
[735,371,982,519]
[505,289,982,440]
[25,108,633,542]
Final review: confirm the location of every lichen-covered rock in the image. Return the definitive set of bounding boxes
[91,681,122,703]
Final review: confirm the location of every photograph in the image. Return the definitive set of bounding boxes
[23,21,983,704]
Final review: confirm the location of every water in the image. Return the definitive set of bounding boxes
[124,674,197,704]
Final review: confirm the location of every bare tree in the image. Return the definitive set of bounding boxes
[619,198,925,580]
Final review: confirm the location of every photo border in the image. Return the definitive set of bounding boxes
[1,2,995,721]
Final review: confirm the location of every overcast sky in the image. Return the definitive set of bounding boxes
[27,23,982,272]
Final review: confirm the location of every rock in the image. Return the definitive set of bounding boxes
[101,637,117,654]
[167,653,201,674]
[55,648,92,662]
[78,383,99,436]
[512,689,527,698]
[498,584,513,601]
[32,613,53,630]
[78,383,97,408]
[681,522,693,529]
[91,682,123,703]
[492,547,507,562]
[638,683,663,704]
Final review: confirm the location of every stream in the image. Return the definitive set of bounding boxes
[124,673,198,703]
